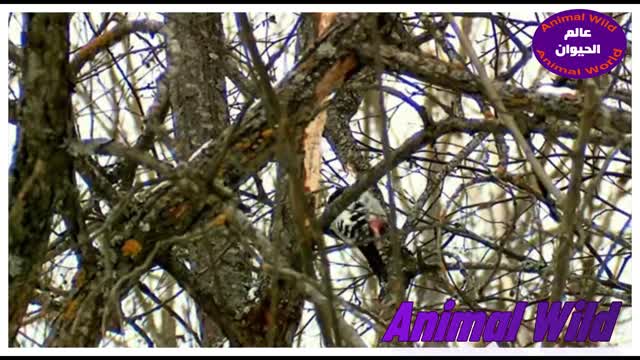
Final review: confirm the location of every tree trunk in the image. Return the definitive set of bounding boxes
[9,13,73,346]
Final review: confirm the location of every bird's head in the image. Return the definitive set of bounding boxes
[356,190,388,238]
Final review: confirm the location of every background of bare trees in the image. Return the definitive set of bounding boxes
[8,11,631,348]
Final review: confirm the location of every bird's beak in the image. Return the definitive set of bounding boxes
[368,217,386,237]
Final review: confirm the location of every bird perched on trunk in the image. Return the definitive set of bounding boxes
[324,187,391,291]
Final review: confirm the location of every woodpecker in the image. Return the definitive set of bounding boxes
[324,187,390,287]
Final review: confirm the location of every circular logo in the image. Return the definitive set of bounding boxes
[532,9,627,79]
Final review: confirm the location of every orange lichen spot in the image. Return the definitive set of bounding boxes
[210,213,228,227]
[167,203,191,220]
[261,128,274,139]
[122,239,143,258]
[234,141,252,151]
[63,299,80,321]
[495,165,507,177]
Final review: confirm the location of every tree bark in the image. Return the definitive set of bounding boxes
[9,13,73,346]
